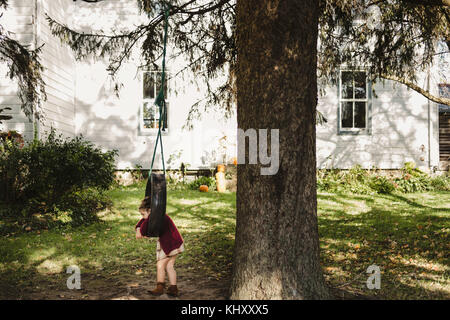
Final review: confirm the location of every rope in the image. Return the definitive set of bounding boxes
[150,6,170,176]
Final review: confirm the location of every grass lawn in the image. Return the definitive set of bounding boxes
[318,192,449,299]
[0,183,236,299]
[0,182,448,299]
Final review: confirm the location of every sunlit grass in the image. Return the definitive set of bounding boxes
[318,191,450,299]
[0,182,236,298]
[0,182,448,299]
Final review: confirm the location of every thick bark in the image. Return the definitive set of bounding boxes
[231,0,330,299]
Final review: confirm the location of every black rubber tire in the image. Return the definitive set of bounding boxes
[145,173,167,237]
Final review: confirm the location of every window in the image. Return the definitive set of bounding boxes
[438,84,450,113]
[141,71,169,133]
[338,69,371,134]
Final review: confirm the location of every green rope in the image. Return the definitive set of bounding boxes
[150,6,170,176]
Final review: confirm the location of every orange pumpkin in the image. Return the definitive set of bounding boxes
[217,164,225,172]
[199,185,209,192]
[232,157,238,166]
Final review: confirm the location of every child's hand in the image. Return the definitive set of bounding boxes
[136,228,143,239]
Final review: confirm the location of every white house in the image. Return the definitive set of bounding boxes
[1,0,449,172]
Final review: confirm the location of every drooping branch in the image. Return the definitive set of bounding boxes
[50,0,449,118]
[319,0,449,106]
[49,0,236,125]
[0,27,47,120]
[401,0,450,7]
[381,73,450,105]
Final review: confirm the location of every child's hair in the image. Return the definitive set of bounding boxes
[139,196,152,211]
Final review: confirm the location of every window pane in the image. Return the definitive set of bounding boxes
[143,73,155,99]
[341,102,353,128]
[143,102,157,129]
[438,84,450,113]
[155,72,168,98]
[143,102,153,119]
[341,71,353,99]
[354,102,366,128]
[354,71,367,99]
[142,71,169,131]
[154,102,168,130]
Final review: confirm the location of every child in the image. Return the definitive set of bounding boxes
[135,196,185,297]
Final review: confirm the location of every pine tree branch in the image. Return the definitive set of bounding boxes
[381,73,450,106]
[175,0,233,15]
[0,33,46,119]
[401,0,450,7]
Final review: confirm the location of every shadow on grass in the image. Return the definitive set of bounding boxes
[318,192,450,299]
[0,185,236,300]
[1,184,448,300]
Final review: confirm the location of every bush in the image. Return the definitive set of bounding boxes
[369,176,395,194]
[430,175,450,191]
[188,176,216,191]
[392,162,432,193]
[317,162,450,194]
[58,188,112,226]
[0,129,118,226]
[0,130,24,150]
[317,166,374,194]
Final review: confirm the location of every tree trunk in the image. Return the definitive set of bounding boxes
[231,0,330,299]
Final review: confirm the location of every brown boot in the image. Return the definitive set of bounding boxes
[149,282,165,296]
[167,285,179,297]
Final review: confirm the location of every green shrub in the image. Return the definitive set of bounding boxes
[429,175,450,191]
[59,188,112,226]
[166,163,191,190]
[392,162,432,193]
[188,176,216,190]
[317,162,450,194]
[0,130,24,151]
[317,167,374,194]
[0,129,117,226]
[369,176,395,194]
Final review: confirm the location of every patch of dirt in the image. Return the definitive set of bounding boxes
[9,272,231,300]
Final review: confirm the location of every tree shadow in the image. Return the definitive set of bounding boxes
[0,187,236,300]
[318,192,449,299]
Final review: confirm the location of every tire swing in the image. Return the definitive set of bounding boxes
[144,8,170,238]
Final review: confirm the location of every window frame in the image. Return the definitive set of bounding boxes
[337,68,372,135]
[438,83,450,113]
[139,70,170,136]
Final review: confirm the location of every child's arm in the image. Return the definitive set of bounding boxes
[135,213,150,240]
[135,218,144,239]
[136,227,143,239]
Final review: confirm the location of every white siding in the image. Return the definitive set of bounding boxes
[1,0,442,171]
[0,0,36,140]
[317,72,440,170]
[71,0,237,170]
[36,0,76,138]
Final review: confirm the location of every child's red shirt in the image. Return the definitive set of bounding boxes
[136,215,183,255]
